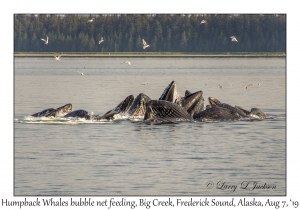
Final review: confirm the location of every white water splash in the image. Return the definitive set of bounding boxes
[14,113,285,125]
[15,115,113,125]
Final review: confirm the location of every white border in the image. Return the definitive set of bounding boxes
[3,1,296,209]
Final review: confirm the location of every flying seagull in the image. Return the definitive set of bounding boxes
[76,70,84,76]
[124,61,131,66]
[142,39,150,49]
[87,18,95,23]
[230,36,238,42]
[200,20,206,24]
[54,54,65,61]
[99,37,104,44]
[41,36,49,45]
[246,84,253,89]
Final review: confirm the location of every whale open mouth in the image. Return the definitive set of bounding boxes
[127,93,151,117]
[208,97,222,105]
[97,95,134,120]
[144,100,193,123]
[31,103,72,118]
[55,103,72,117]
[182,91,203,111]
[159,81,182,105]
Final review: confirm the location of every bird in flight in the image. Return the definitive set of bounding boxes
[124,61,131,66]
[99,37,104,44]
[87,18,95,23]
[200,20,206,24]
[76,70,84,76]
[230,36,238,42]
[54,54,65,61]
[246,84,253,89]
[41,36,49,45]
[142,39,150,49]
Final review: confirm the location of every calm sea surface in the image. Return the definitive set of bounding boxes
[14,57,286,196]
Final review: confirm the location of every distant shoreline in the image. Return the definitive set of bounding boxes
[14,52,286,58]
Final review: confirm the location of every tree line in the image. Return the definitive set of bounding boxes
[14,14,286,53]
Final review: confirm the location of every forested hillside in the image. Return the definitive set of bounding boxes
[14,14,286,53]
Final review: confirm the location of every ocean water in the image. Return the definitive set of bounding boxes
[14,56,286,196]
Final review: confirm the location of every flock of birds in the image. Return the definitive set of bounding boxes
[200,19,238,42]
[41,35,105,46]
[217,83,260,90]
[42,35,149,50]
[42,18,244,86]
[40,18,152,48]
[40,18,239,51]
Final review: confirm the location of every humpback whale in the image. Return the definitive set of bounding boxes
[248,108,267,119]
[31,108,56,118]
[159,80,182,105]
[206,97,249,118]
[235,106,267,119]
[55,104,73,116]
[159,81,205,116]
[126,93,151,117]
[144,101,244,123]
[144,101,241,123]
[31,103,72,117]
[28,81,268,124]
[144,100,193,123]
[144,81,240,123]
[144,94,267,123]
[91,93,150,120]
[96,95,134,120]
[185,90,192,97]
[62,95,136,120]
[63,109,90,119]
[193,104,241,121]
[208,97,267,119]
[181,90,205,117]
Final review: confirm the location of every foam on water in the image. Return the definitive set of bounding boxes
[14,115,113,124]
[14,112,284,125]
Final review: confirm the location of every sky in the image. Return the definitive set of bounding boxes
[1,0,299,209]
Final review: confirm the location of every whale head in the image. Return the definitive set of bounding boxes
[249,108,267,119]
[127,93,151,117]
[55,103,72,117]
[159,81,182,105]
